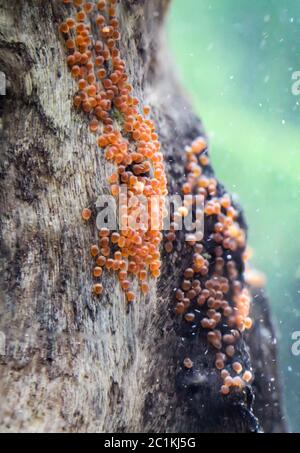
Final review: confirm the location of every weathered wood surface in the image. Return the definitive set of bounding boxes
[0,0,286,432]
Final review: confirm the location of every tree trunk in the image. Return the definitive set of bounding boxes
[0,0,286,433]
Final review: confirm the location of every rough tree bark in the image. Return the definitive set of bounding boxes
[0,0,286,433]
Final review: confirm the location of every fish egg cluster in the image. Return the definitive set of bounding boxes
[60,0,167,303]
[165,137,253,394]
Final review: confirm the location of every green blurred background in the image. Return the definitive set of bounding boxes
[168,0,300,432]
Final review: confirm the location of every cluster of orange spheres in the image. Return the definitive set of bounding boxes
[164,136,253,394]
[60,0,167,303]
